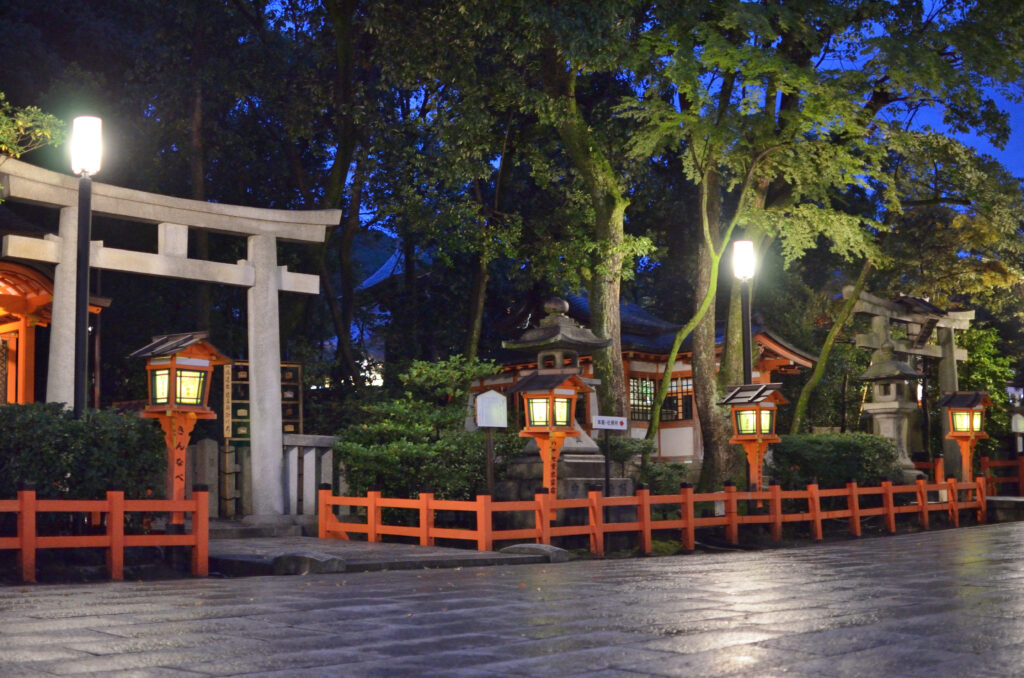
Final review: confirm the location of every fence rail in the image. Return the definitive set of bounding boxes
[0,488,209,583]
[319,477,987,556]
[980,456,1024,496]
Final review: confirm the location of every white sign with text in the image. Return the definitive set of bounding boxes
[593,415,628,431]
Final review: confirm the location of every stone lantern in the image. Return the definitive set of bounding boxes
[503,298,610,503]
[859,341,922,480]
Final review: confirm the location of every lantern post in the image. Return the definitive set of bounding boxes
[130,332,230,524]
[938,391,992,481]
[719,383,788,492]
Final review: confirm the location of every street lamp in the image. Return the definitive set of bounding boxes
[732,239,755,385]
[70,116,102,418]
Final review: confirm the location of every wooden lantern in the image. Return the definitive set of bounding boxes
[938,391,992,481]
[720,383,788,492]
[130,332,230,524]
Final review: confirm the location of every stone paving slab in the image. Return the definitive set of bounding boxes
[208,536,551,576]
[7,523,1024,675]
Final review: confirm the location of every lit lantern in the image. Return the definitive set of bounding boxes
[938,391,992,481]
[510,378,590,504]
[719,383,788,491]
[130,332,230,523]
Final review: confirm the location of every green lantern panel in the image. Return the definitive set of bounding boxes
[528,397,549,427]
[176,369,207,406]
[553,397,571,427]
[151,369,170,405]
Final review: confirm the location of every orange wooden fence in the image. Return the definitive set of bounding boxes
[0,487,209,583]
[319,477,987,556]
[980,456,1024,496]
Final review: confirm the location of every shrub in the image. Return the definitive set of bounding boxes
[606,436,654,477]
[334,356,500,500]
[640,461,695,495]
[765,433,902,490]
[0,403,166,499]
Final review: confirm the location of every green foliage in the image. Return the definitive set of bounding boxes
[0,404,166,499]
[334,356,501,499]
[604,436,654,477]
[0,92,64,159]
[639,461,696,496]
[958,325,1015,452]
[766,433,903,490]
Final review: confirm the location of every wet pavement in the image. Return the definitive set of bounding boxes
[5,522,1024,676]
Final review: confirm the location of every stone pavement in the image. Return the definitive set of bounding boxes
[5,522,1024,676]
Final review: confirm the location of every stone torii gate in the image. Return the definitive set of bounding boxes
[844,287,974,474]
[0,156,339,518]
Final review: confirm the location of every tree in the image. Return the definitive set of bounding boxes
[628,0,1024,488]
[0,92,64,159]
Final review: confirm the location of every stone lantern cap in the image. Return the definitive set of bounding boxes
[858,342,919,382]
[502,297,611,355]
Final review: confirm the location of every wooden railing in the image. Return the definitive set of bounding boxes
[980,456,1024,496]
[318,477,987,556]
[0,487,209,583]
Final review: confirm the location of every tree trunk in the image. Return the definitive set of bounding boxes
[189,81,212,332]
[464,253,488,360]
[541,61,629,416]
[789,259,873,433]
[693,173,732,491]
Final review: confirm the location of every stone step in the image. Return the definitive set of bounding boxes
[209,520,305,540]
[987,496,1024,523]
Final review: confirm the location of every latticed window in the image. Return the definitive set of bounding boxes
[629,377,695,421]
[629,378,655,420]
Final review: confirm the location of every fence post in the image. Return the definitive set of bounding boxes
[947,478,960,527]
[846,481,862,538]
[367,491,382,543]
[317,484,331,539]
[975,476,987,524]
[637,485,652,555]
[17,486,36,584]
[191,485,209,577]
[769,483,782,542]
[934,458,945,485]
[881,481,896,533]
[588,490,604,557]
[107,490,125,580]
[1018,456,1024,497]
[419,492,435,546]
[534,489,550,545]
[807,483,822,541]
[681,483,696,551]
[724,482,738,545]
[476,494,493,551]
[915,478,929,531]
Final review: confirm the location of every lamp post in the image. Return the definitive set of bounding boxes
[70,116,102,418]
[732,240,756,385]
